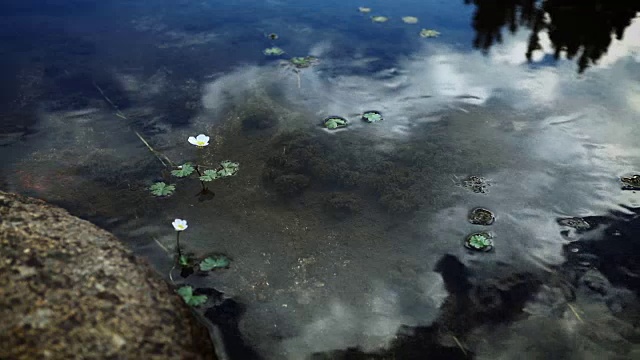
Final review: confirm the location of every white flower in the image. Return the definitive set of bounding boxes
[172,219,188,231]
[188,134,210,147]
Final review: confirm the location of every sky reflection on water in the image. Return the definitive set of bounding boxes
[1,1,639,359]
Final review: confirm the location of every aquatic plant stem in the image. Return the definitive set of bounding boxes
[452,335,467,356]
[295,71,301,89]
[176,232,182,258]
[194,165,207,191]
[93,82,175,168]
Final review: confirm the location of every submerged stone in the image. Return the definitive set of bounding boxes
[469,207,495,225]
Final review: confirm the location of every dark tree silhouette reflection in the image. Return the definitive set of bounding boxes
[465,0,640,72]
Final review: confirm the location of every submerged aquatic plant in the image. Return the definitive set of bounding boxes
[323,116,349,130]
[420,29,441,38]
[149,182,175,197]
[188,134,210,147]
[362,111,383,123]
[371,16,389,23]
[280,56,319,88]
[267,32,278,40]
[263,47,285,56]
[177,286,207,306]
[402,16,419,24]
[469,207,495,225]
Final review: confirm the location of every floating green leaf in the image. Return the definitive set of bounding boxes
[171,163,195,177]
[362,111,383,123]
[263,47,285,56]
[371,16,388,23]
[177,286,207,306]
[199,255,230,271]
[149,182,175,196]
[218,161,239,177]
[420,29,440,38]
[465,232,493,251]
[324,117,348,130]
[200,169,221,182]
[402,16,418,24]
[358,7,371,13]
[289,56,319,69]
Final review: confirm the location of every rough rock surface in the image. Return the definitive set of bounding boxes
[0,191,216,359]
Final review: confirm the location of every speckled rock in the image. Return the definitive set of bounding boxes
[0,191,216,360]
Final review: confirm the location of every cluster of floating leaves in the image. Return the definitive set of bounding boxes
[358,6,439,37]
[362,111,383,123]
[462,175,490,193]
[322,111,384,130]
[469,207,495,225]
[621,174,640,190]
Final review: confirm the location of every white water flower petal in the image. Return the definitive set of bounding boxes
[188,134,210,147]
[172,219,188,231]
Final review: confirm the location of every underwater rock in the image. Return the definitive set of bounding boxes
[274,174,310,196]
[0,191,216,359]
[468,207,495,225]
[325,192,361,217]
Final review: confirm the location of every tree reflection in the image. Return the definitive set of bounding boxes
[465,0,640,72]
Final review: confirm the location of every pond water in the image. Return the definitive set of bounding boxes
[1,0,640,359]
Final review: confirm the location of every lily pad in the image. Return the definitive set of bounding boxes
[371,16,388,23]
[469,208,495,225]
[557,217,591,231]
[177,286,208,306]
[358,7,371,13]
[149,182,175,197]
[218,161,239,177]
[323,116,349,130]
[171,163,195,177]
[263,47,285,56]
[402,16,419,24]
[621,175,640,190]
[464,232,494,252]
[362,110,383,123]
[420,29,440,38]
[199,255,231,271]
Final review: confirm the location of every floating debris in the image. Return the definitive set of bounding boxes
[267,33,278,40]
[358,7,371,13]
[263,47,285,56]
[420,29,441,38]
[469,208,495,225]
[621,175,640,190]
[461,175,490,193]
[465,232,494,252]
[557,217,591,231]
[323,116,349,130]
[362,110,383,123]
[371,16,389,23]
[402,16,419,24]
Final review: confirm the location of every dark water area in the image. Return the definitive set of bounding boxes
[1,0,640,359]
